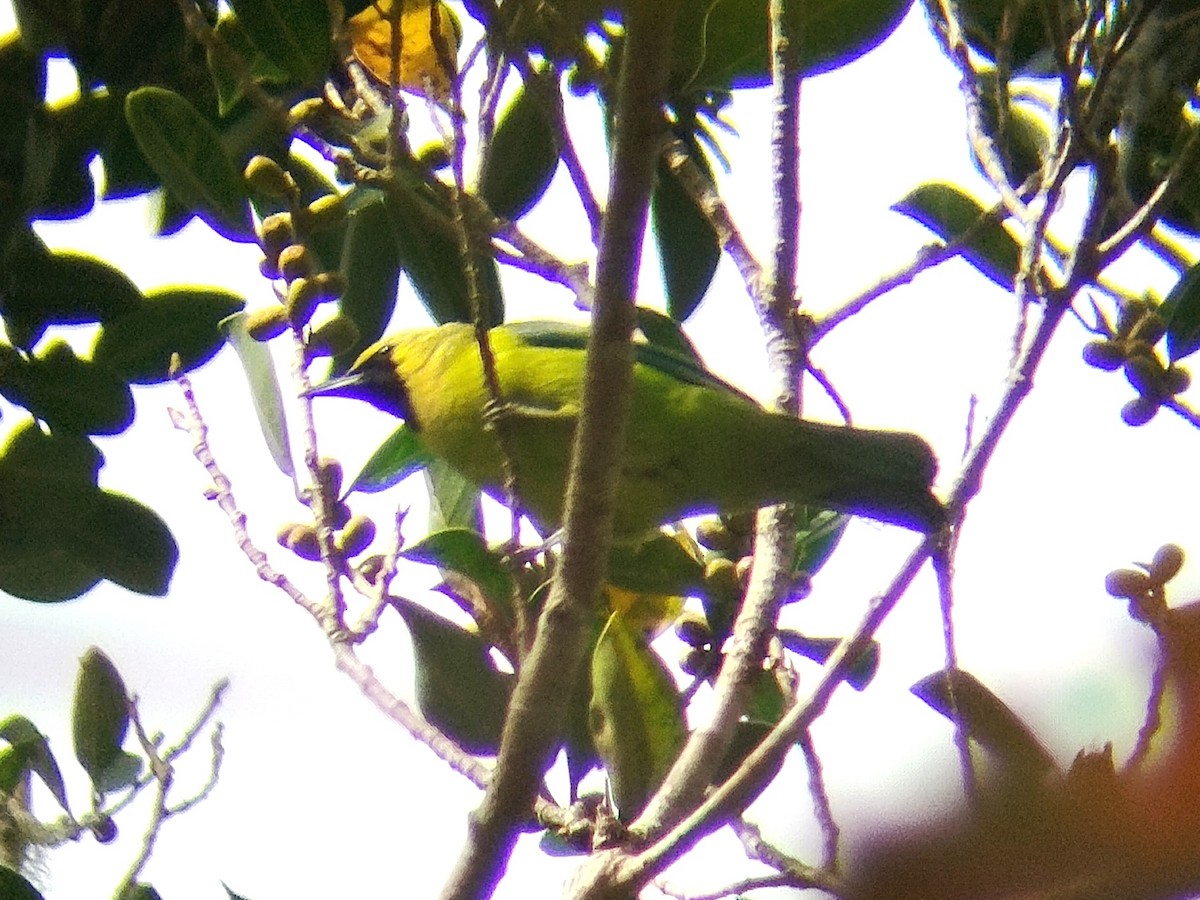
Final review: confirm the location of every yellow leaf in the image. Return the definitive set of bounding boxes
[604,584,685,639]
[347,0,460,97]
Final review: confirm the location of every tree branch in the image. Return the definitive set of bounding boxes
[437,4,681,896]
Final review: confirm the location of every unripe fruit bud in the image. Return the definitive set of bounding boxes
[308,315,360,357]
[1105,567,1152,599]
[704,557,741,600]
[259,213,294,254]
[331,501,352,528]
[1151,544,1185,583]
[246,305,289,341]
[1121,396,1158,426]
[244,155,295,198]
[695,518,733,553]
[288,97,327,128]
[276,522,304,547]
[277,244,314,282]
[734,555,753,589]
[285,524,321,561]
[680,646,713,677]
[337,515,376,557]
[1124,355,1165,396]
[91,814,118,844]
[286,277,322,325]
[305,194,346,230]
[1082,339,1124,371]
[317,457,343,500]
[358,554,386,582]
[674,612,712,648]
[1164,365,1191,396]
[312,270,347,301]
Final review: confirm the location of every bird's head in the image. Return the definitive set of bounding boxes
[306,341,417,425]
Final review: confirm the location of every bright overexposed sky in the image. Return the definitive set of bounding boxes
[3,4,1199,898]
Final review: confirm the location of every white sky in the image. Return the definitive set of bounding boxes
[3,4,1199,899]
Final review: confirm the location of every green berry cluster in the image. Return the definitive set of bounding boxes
[1104,543,1185,623]
[1083,298,1190,426]
[242,156,359,359]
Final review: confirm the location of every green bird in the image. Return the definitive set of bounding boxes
[311,320,943,535]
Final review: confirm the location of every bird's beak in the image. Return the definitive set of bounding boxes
[304,371,367,399]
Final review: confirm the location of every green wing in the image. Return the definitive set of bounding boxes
[506,311,757,404]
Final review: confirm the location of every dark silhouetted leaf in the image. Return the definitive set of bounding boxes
[0,866,43,900]
[0,229,144,349]
[912,667,1058,780]
[124,87,253,241]
[335,194,402,373]
[226,0,331,86]
[92,287,245,383]
[893,182,1020,291]
[1162,261,1200,362]
[382,173,504,325]
[480,86,559,219]
[777,631,880,691]
[673,0,912,91]
[208,12,294,116]
[652,151,719,323]
[74,492,178,596]
[71,647,129,786]
[0,340,134,435]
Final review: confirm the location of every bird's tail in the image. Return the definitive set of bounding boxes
[786,420,944,532]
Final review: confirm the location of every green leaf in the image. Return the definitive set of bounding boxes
[92,287,245,383]
[0,715,69,813]
[208,13,294,116]
[589,611,686,818]
[425,458,483,533]
[480,85,560,220]
[390,595,512,754]
[792,508,847,578]
[124,87,253,241]
[635,306,702,361]
[74,492,178,596]
[652,152,719,323]
[777,631,880,691]
[335,194,402,373]
[119,884,163,900]
[225,0,332,87]
[400,527,515,616]
[607,532,705,597]
[90,749,142,793]
[893,182,1020,291]
[0,340,134,435]
[912,667,1058,780]
[221,312,294,478]
[383,174,504,326]
[345,424,432,494]
[72,647,130,787]
[0,866,44,900]
[1162,262,1200,362]
[672,0,912,91]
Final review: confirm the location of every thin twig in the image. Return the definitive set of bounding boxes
[798,731,839,869]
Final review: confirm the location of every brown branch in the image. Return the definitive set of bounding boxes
[437,3,681,897]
